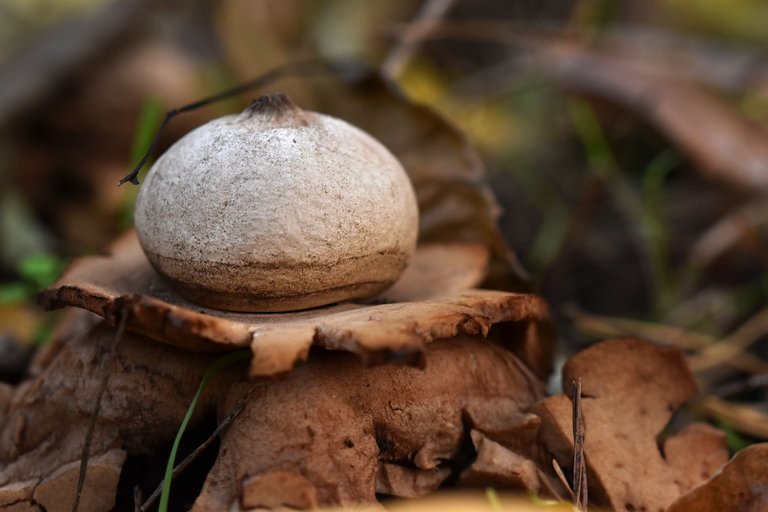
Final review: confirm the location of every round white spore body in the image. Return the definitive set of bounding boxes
[135,94,418,312]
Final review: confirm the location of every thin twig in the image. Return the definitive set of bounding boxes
[551,458,575,500]
[536,468,569,502]
[380,0,458,79]
[567,306,768,375]
[711,372,768,397]
[139,385,257,512]
[485,487,504,511]
[572,378,587,511]
[118,58,351,186]
[133,486,142,512]
[690,305,768,373]
[695,396,768,439]
[388,19,563,47]
[688,200,768,274]
[72,303,131,512]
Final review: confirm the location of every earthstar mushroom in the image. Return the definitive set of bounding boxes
[135,93,419,312]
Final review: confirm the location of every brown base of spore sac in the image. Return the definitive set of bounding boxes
[0,310,551,511]
[167,276,393,313]
[145,251,409,313]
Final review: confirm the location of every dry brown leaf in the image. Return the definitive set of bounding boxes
[0,480,38,511]
[463,402,541,454]
[533,339,729,512]
[39,231,551,378]
[376,464,452,499]
[459,431,541,492]
[31,449,126,512]
[666,443,768,512]
[663,423,737,493]
[537,41,768,193]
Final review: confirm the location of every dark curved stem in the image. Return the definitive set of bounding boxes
[119,58,353,186]
[72,304,131,512]
[120,113,174,185]
[139,385,256,512]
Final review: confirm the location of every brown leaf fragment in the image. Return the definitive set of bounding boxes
[40,231,552,378]
[0,480,37,509]
[666,443,768,512]
[533,338,729,512]
[241,471,318,510]
[376,463,451,498]
[0,498,41,512]
[0,450,125,512]
[487,316,555,382]
[1,505,40,512]
[0,503,41,511]
[32,449,126,512]
[463,400,541,453]
[662,423,735,493]
[459,431,540,492]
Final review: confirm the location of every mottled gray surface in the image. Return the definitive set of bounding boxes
[135,96,418,312]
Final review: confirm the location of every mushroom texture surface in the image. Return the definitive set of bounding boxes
[135,94,419,312]
[0,315,548,511]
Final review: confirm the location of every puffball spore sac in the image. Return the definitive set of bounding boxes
[134,94,419,312]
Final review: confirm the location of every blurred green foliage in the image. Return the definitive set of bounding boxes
[118,96,166,230]
[0,0,105,59]
[0,253,65,305]
[717,418,753,453]
[159,349,251,512]
[663,0,768,43]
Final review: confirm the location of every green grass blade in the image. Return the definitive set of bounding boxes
[641,150,680,314]
[485,487,504,511]
[130,96,165,167]
[159,349,251,512]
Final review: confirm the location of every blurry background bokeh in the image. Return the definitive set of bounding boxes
[1,0,767,446]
